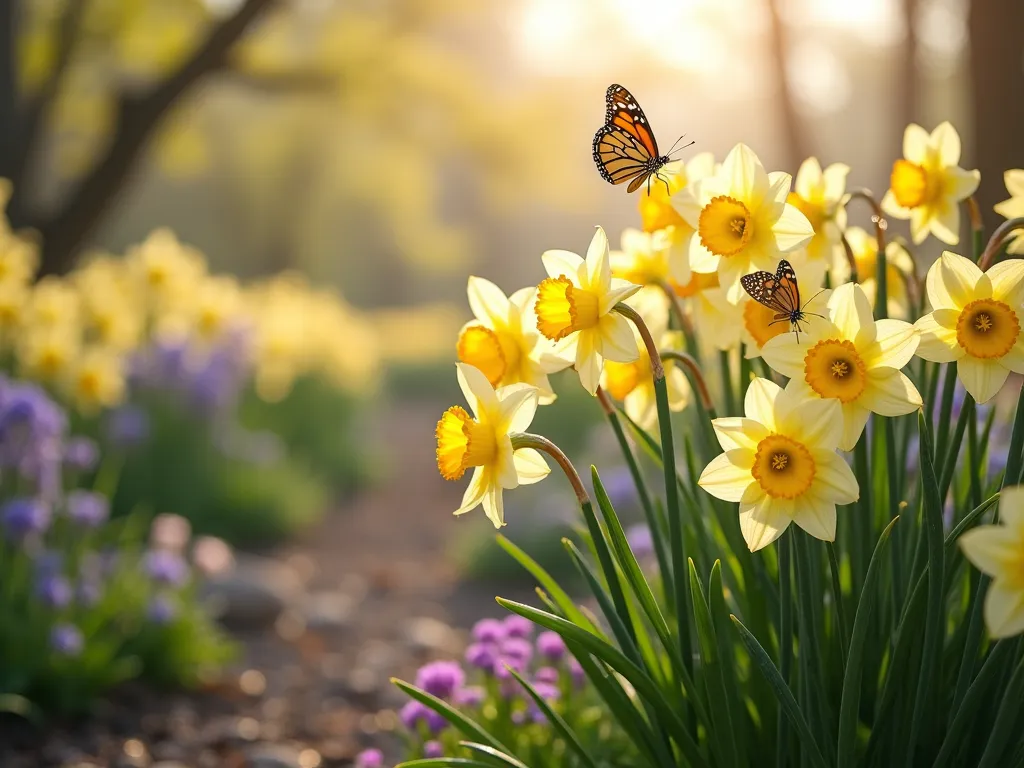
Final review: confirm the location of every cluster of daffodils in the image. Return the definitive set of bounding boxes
[0,190,379,414]
[435,119,1024,646]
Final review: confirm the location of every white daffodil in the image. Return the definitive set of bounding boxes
[698,377,859,552]
[457,276,561,404]
[994,170,1024,255]
[610,227,689,289]
[534,227,642,395]
[915,252,1024,403]
[675,143,814,303]
[881,122,980,245]
[435,363,549,528]
[786,157,849,289]
[675,271,743,352]
[761,283,921,451]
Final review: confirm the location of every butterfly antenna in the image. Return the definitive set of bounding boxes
[668,136,696,158]
[803,288,827,308]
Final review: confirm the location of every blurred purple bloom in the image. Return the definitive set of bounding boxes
[147,594,178,624]
[34,550,63,576]
[424,741,443,758]
[50,624,83,656]
[626,524,654,560]
[65,490,109,528]
[568,656,585,687]
[536,630,566,662]
[601,465,638,509]
[0,379,67,492]
[471,618,505,644]
[355,749,384,768]
[399,700,446,734]
[415,661,465,699]
[2,498,51,540]
[36,574,72,608]
[63,437,99,472]
[493,655,527,680]
[77,579,102,607]
[503,615,534,639]
[500,637,533,664]
[105,405,150,448]
[534,666,559,684]
[527,681,560,723]
[465,642,498,671]
[454,686,484,707]
[143,550,189,586]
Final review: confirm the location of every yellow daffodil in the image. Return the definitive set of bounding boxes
[601,288,689,429]
[787,158,849,289]
[881,122,980,245]
[832,226,915,319]
[435,363,549,528]
[698,377,859,551]
[0,280,28,346]
[190,275,247,343]
[959,485,1024,638]
[127,228,207,311]
[65,347,126,414]
[640,152,717,233]
[18,327,80,383]
[25,277,81,330]
[915,252,1024,403]
[761,283,921,450]
[457,276,559,404]
[675,144,814,303]
[674,271,743,352]
[534,227,642,395]
[994,170,1024,255]
[0,234,38,286]
[610,227,689,289]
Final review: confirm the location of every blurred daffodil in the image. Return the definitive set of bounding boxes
[959,485,1024,638]
[435,363,549,528]
[676,144,813,303]
[610,228,689,289]
[832,227,915,319]
[127,228,207,313]
[457,277,558,404]
[65,347,126,415]
[882,122,979,245]
[916,252,1024,403]
[25,276,81,330]
[698,377,859,552]
[787,158,849,289]
[761,283,921,451]
[534,227,642,395]
[18,327,80,383]
[0,234,38,286]
[674,271,742,352]
[994,170,1024,255]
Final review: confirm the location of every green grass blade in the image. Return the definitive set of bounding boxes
[977,653,1024,768]
[506,668,598,768]
[458,743,530,768]
[397,760,508,767]
[577,499,638,649]
[392,679,513,754]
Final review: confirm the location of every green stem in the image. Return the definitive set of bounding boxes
[885,418,904,606]
[776,531,793,768]
[853,437,872,595]
[966,196,984,262]
[827,541,849,665]
[719,349,737,417]
[978,217,1024,270]
[977,653,1024,768]
[935,364,959,462]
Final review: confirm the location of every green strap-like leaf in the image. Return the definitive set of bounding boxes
[506,668,598,768]
[391,679,513,755]
[458,742,530,768]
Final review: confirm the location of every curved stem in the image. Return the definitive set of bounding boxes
[660,350,715,415]
[966,196,985,261]
[840,233,859,284]
[847,189,888,257]
[656,279,695,340]
[613,303,665,380]
[979,217,1024,270]
[510,433,588,506]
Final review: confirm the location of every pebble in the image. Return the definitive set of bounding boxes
[246,743,302,768]
[401,616,458,653]
[302,591,355,630]
[202,556,304,630]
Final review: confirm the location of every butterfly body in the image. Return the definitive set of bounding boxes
[593,84,681,194]
[740,259,824,342]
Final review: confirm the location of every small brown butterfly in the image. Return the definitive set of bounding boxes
[741,260,825,342]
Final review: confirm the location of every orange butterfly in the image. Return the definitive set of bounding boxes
[740,260,825,342]
[592,84,691,194]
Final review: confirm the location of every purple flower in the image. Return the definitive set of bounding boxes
[77,580,102,607]
[355,748,384,768]
[399,700,446,734]
[105,405,150,448]
[36,574,72,608]
[536,630,566,662]
[454,686,485,707]
[50,624,83,656]
[65,490,109,528]
[415,661,465,699]
[465,642,498,671]
[568,657,586,687]
[424,740,443,758]
[143,550,189,586]
[63,437,99,472]
[527,681,560,723]
[2,498,51,540]
[148,594,178,624]
[601,465,638,509]
[471,618,506,644]
[493,655,527,680]
[626,524,654,559]
[500,637,533,664]
[534,666,559,684]
[503,615,534,639]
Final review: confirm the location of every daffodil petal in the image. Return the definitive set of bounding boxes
[987,258,1024,308]
[739,495,790,552]
[947,165,981,202]
[498,383,539,433]
[712,417,769,451]
[773,204,815,252]
[881,189,911,220]
[744,376,783,430]
[812,450,860,505]
[575,331,602,396]
[984,580,1024,639]
[910,207,931,245]
[823,163,850,200]
[794,157,822,200]
[761,331,807,380]
[791,494,836,542]
[957,356,1010,404]
[1002,339,1024,375]
[1005,169,1024,197]
[930,201,961,246]
[513,447,550,485]
[586,226,611,290]
[689,236,719,272]
[959,526,1019,576]
[999,486,1024,526]
[927,251,982,310]
[495,435,519,489]
[836,403,871,452]
[601,280,643,315]
[455,467,488,516]
[699,450,756,503]
[915,309,962,362]
[863,369,923,416]
[482,484,505,528]
[541,249,584,282]
[783,395,843,451]
[467,276,511,327]
[903,123,930,164]
[725,143,762,202]
[865,318,919,370]
[510,286,537,316]
[931,121,962,165]
[829,282,875,347]
[599,313,641,363]
[457,362,498,417]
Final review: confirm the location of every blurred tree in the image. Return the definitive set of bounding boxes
[0,0,567,277]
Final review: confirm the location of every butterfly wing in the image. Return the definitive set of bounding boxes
[593,124,655,191]
[604,84,660,158]
[771,260,801,315]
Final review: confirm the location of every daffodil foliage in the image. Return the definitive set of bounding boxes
[408,128,1024,767]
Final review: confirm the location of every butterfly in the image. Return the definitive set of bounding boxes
[740,259,825,342]
[592,84,692,194]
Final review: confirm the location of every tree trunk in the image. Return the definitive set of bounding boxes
[765,0,810,168]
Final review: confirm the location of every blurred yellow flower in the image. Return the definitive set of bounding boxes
[637,154,717,266]
[610,227,689,289]
[761,283,921,450]
[601,288,689,429]
[73,255,144,350]
[457,277,559,404]
[832,227,915,319]
[676,143,814,303]
[25,277,81,330]
[0,280,29,345]
[994,170,1024,255]
[959,485,1024,638]
[192,275,247,343]
[534,227,642,395]
[674,271,742,352]
[65,347,126,414]
[698,377,859,552]
[18,327,80,383]
[787,158,849,288]
[435,363,549,528]
[881,122,980,245]
[0,234,38,286]
[916,252,1024,403]
[127,228,207,313]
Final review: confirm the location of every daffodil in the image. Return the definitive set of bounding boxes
[435,363,549,528]
[698,377,859,552]
[534,227,642,395]
[601,288,689,429]
[457,277,558,404]
[675,144,814,303]
[18,327,80,383]
[994,170,1024,255]
[25,277,81,330]
[640,152,717,233]
[832,226,915,319]
[786,158,849,289]
[761,283,921,450]
[959,485,1024,638]
[610,227,689,289]
[0,234,38,286]
[65,347,126,414]
[881,122,980,245]
[674,271,743,352]
[127,228,207,312]
[916,253,1024,403]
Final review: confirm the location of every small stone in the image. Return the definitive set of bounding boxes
[401,616,457,653]
[246,743,302,768]
[202,556,303,630]
[302,591,355,631]
[151,763,190,768]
